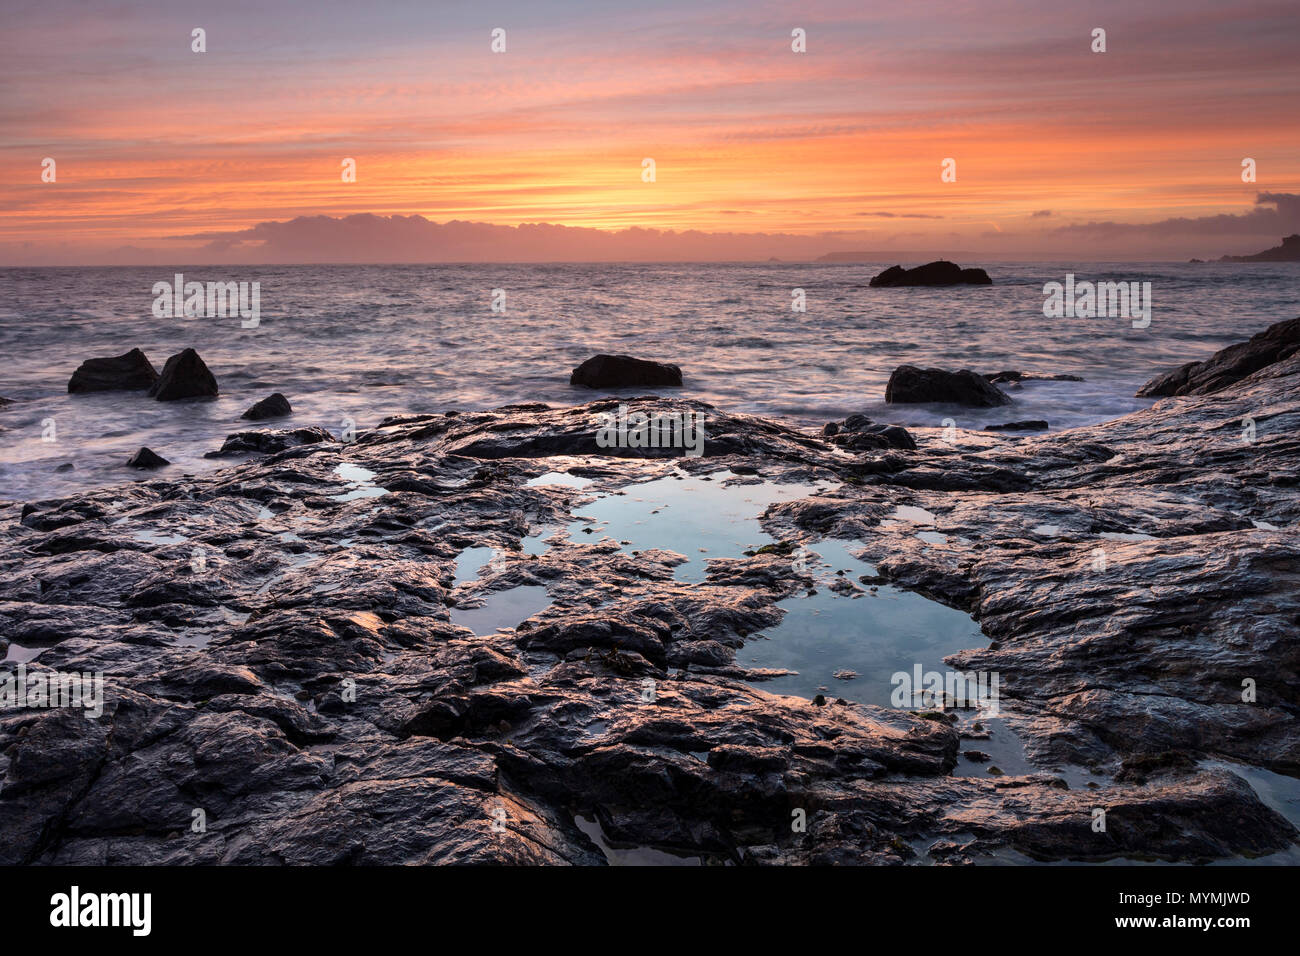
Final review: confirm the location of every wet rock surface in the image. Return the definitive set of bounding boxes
[67,348,159,394]
[204,426,338,457]
[869,261,992,287]
[2,347,1298,865]
[1137,316,1300,397]
[886,365,1013,407]
[823,415,917,451]
[570,354,683,389]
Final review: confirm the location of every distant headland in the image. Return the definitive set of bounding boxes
[1193,234,1300,263]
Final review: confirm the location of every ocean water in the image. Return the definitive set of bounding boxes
[1,261,1297,501]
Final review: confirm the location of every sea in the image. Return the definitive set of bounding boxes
[1,261,1297,501]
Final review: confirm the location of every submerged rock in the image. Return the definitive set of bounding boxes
[869,261,992,287]
[984,371,1084,384]
[204,426,337,457]
[149,348,218,401]
[886,365,1012,406]
[67,348,159,393]
[984,420,1049,431]
[570,354,683,389]
[1137,316,1300,397]
[241,392,293,420]
[126,447,169,469]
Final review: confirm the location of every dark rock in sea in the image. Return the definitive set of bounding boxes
[570,354,683,389]
[149,348,218,401]
[869,261,992,287]
[1138,316,1300,397]
[3,332,1299,865]
[126,447,170,469]
[1218,234,1300,263]
[984,371,1084,384]
[984,420,1049,432]
[241,392,293,421]
[204,426,338,457]
[885,365,1012,407]
[67,348,159,394]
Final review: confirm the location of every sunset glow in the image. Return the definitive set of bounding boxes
[2,0,1298,262]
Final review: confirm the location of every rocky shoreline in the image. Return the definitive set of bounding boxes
[2,331,1298,865]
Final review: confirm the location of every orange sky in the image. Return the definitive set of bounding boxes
[2,0,1298,262]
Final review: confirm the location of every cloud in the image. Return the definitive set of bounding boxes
[148,193,1300,264]
[171,214,896,263]
[21,193,1296,266]
[854,212,945,219]
[1051,193,1300,240]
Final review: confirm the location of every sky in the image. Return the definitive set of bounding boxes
[1,0,1298,264]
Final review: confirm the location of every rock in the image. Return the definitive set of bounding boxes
[204,426,338,457]
[54,463,75,473]
[885,366,1012,406]
[825,416,917,451]
[570,354,682,389]
[4,336,1300,866]
[1115,751,1198,784]
[984,420,1049,431]
[126,447,169,469]
[241,392,293,421]
[67,348,159,393]
[984,371,1084,384]
[1137,316,1300,397]
[149,348,218,401]
[869,261,992,287]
